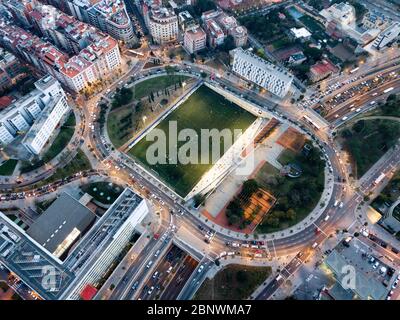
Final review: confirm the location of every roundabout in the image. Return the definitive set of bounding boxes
[0,61,374,301]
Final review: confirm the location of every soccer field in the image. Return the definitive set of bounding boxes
[129,85,257,197]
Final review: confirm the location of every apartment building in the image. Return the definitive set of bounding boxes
[34,0,137,46]
[230,47,293,98]
[0,76,68,153]
[0,48,24,92]
[22,93,70,155]
[148,7,179,44]
[0,12,121,93]
[183,26,206,54]
[87,0,137,47]
[201,9,247,48]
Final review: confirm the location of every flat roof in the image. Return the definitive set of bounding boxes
[290,27,312,38]
[27,192,96,257]
[325,239,391,300]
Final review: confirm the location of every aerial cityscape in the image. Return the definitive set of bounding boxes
[1,0,400,306]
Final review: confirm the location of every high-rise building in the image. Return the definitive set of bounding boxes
[22,93,70,155]
[0,187,149,300]
[0,76,69,153]
[230,48,293,98]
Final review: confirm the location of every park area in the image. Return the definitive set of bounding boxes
[107,75,195,149]
[133,75,189,100]
[339,119,400,178]
[128,85,256,197]
[0,159,18,176]
[194,264,271,300]
[255,145,325,233]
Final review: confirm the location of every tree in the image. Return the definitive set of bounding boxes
[193,0,216,16]
[286,209,296,221]
[242,179,259,196]
[220,35,236,53]
[236,270,248,283]
[165,65,177,74]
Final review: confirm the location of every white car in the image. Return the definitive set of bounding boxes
[197,265,205,273]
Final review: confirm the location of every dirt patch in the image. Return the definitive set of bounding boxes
[276,127,306,153]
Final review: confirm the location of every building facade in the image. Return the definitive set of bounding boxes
[230,48,293,98]
[320,2,356,27]
[0,48,24,92]
[148,7,178,44]
[0,75,67,150]
[0,7,122,93]
[22,94,70,155]
[201,9,247,48]
[61,189,149,300]
[372,22,400,50]
[183,26,206,54]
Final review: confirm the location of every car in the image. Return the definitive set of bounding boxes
[373,261,380,269]
[334,200,339,207]
[197,265,205,273]
[146,261,153,268]
[152,271,159,279]
[148,286,155,295]
[154,249,160,257]
[131,281,139,291]
[311,242,318,249]
[167,266,173,274]
[392,280,399,289]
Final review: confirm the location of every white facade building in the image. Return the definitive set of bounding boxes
[62,189,149,300]
[149,7,179,44]
[230,48,293,98]
[22,94,70,155]
[0,76,66,148]
[320,2,356,27]
[372,22,400,50]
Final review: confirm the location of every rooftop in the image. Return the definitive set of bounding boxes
[290,27,312,38]
[325,238,394,300]
[27,192,96,258]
